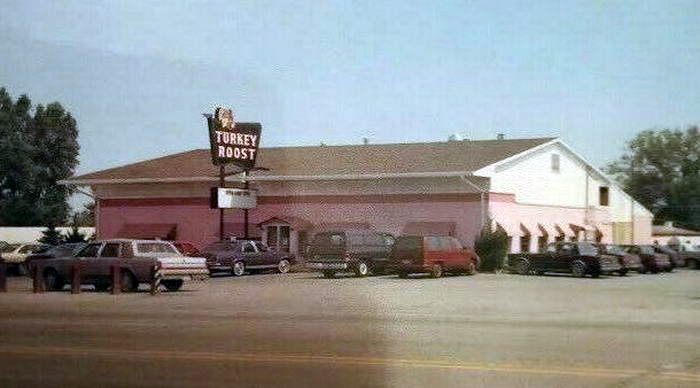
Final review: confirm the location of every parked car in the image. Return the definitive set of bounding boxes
[172,241,202,257]
[678,247,700,269]
[389,235,479,278]
[202,239,295,276]
[306,230,394,278]
[507,241,621,278]
[25,243,87,272]
[1,243,52,275]
[621,245,672,273]
[38,239,209,292]
[652,245,684,269]
[596,244,642,276]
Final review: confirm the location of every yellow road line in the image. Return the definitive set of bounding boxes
[1,345,699,382]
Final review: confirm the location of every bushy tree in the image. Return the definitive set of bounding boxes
[39,224,63,246]
[0,88,79,226]
[474,219,509,272]
[63,217,88,243]
[606,126,700,229]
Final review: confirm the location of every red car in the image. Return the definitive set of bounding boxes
[389,235,479,278]
[172,241,202,257]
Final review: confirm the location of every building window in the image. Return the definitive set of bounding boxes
[599,186,609,206]
[551,154,560,173]
[520,235,531,253]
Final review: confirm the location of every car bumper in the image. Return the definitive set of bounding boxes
[599,264,622,273]
[306,262,348,271]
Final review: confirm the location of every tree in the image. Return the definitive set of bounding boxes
[63,217,88,243]
[474,218,509,272]
[606,126,700,229]
[73,201,95,227]
[38,224,63,246]
[0,87,79,226]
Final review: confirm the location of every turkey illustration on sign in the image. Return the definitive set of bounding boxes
[206,107,261,168]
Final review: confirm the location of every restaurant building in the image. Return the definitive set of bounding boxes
[63,137,653,257]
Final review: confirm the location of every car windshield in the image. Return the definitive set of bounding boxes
[640,246,655,254]
[605,245,625,255]
[136,242,178,255]
[2,244,20,252]
[203,242,238,251]
[577,242,599,256]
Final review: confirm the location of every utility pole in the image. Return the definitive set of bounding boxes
[243,169,250,239]
[219,165,225,241]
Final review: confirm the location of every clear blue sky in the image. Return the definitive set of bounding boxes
[2,0,699,179]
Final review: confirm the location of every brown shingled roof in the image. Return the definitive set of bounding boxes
[69,137,556,182]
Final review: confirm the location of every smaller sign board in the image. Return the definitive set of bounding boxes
[207,107,261,169]
[215,188,257,209]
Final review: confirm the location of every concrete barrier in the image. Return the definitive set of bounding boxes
[110,263,121,295]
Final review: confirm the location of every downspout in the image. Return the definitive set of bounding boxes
[459,174,488,229]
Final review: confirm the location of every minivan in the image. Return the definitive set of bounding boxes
[305,230,394,277]
[389,235,479,278]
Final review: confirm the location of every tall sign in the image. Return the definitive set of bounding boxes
[207,107,262,169]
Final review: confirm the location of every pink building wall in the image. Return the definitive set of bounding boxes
[98,194,484,249]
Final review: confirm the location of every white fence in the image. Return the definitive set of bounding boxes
[0,227,95,243]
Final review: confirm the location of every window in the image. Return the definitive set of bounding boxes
[393,236,421,252]
[450,237,463,250]
[254,242,269,252]
[551,154,560,172]
[599,186,609,206]
[100,243,120,258]
[77,243,101,257]
[136,243,177,254]
[426,237,442,251]
[242,242,257,253]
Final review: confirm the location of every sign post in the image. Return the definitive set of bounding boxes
[205,107,262,241]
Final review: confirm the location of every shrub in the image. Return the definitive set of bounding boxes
[474,220,509,272]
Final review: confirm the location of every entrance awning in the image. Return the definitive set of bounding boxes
[117,223,177,240]
[257,216,313,230]
[402,222,456,236]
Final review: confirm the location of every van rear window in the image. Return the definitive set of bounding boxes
[394,237,421,251]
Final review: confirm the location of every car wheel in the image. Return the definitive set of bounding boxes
[162,279,184,292]
[277,259,291,274]
[465,261,476,276]
[430,263,443,278]
[94,280,110,292]
[232,261,246,277]
[688,259,698,269]
[120,271,138,293]
[571,260,587,278]
[355,261,370,277]
[618,269,627,277]
[44,269,64,291]
[322,270,335,278]
[398,271,408,279]
[515,259,530,275]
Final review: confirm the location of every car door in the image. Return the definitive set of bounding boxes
[97,242,122,278]
[240,241,260,266]
[555,243,576,271]
[253,241,278,267]
[424,237,442,266]
[449,237,467,270]
[74,242,103,280]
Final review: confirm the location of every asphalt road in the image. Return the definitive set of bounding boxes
[1,269,699,387]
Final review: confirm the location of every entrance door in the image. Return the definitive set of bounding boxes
[266,225,291,254]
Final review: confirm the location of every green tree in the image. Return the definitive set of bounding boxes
[39,224,63,246]
[474,218,509,272]
[63,217,88,243]
[606,126,700,228]
[0,87,79,226]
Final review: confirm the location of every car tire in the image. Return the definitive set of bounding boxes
[162,279,184,292]
[398,271,408,279]
[571,260,587,278]
[322,270,336,278]
[232,261,246,277]
[465,261,476,276]
[355,261,370,277]
[44,269,64,291]
[120,271,138,293]
[515,259,530,275]
[94,280,110,292]
[429,263,443,278]
[618,269,628,277]
[277,259,291,274]
[688,259,698,269]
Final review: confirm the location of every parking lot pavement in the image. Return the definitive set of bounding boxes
[1,270,699,387]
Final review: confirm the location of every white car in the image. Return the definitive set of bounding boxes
[1,243,52,274]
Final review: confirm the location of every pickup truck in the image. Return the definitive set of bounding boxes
[507,241,621,278]
[36,239,209,292]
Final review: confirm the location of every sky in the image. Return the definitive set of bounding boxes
[1,0,699,209]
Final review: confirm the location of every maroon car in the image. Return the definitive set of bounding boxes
[597,244,642,276]
[389,235,479,278]
[202,239,295,276]
[622,245,672,273]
